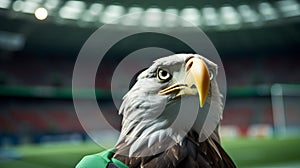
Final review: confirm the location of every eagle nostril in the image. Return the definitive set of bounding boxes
[190,84,196,89]
[184,55,194,64]
[186,61,193,72]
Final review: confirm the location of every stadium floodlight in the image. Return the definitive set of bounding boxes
[238,5,260,23]
[100,5,125,24]
[89,3,103,16]
[121,6,143,26]
[258,2,278,20]
[277,0,300,17]
[220,6,241,25]
[23,0,40,14]
[0,0,11,9]
[180,7,201,27]
[202,7,220,26]
[59,1,86,20]
[81,3,104,22]
[22,0,42,14]
[35,7,48,20]
[44,0,60,11]
[12,0,23,12]
[141,7,163,27]
[164,8,179,28]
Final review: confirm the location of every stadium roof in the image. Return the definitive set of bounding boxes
[0,0,299,56]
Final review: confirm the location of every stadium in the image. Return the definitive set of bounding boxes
[0,0,300,167]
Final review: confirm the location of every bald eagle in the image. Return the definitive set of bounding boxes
[76,54,236,168]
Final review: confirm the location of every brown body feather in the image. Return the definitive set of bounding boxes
[113,130,236,168]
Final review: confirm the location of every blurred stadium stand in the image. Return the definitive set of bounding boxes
[0,0,299,146]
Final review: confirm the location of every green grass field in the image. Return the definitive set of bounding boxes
[0,137,300,168]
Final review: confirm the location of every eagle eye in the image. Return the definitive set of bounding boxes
[157,68,172,82]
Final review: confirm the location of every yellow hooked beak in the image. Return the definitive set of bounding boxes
[159,57,210,107]
[184,58,210,107]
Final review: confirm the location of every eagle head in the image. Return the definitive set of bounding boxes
[115,54,223,157]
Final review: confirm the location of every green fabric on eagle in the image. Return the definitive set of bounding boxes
[76,148,128,168]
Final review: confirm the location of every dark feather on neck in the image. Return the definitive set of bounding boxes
[113,130,236,168]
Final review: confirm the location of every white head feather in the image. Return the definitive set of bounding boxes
[115,54,223,157]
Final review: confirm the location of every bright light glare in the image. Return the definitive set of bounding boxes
[164,8,179,27]
[35,7,48,20]
[12,0,23,12]
[22,0,40,14]
[100,5,125,24]
[81,3,104,22]
[44,0,60,10]
[238,5,260,23]
[202,7,220,26]
[0,0,11,9]
[89,3,103,15]
[180,7,201,27]
[121,6,143,26]
[220,6,241,25]
[277,0,300,17]
[258,2,278,20]
[59,1,86,20]
[141,7,163,27]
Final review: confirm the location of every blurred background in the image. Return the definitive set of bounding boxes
[0,0,300,167]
